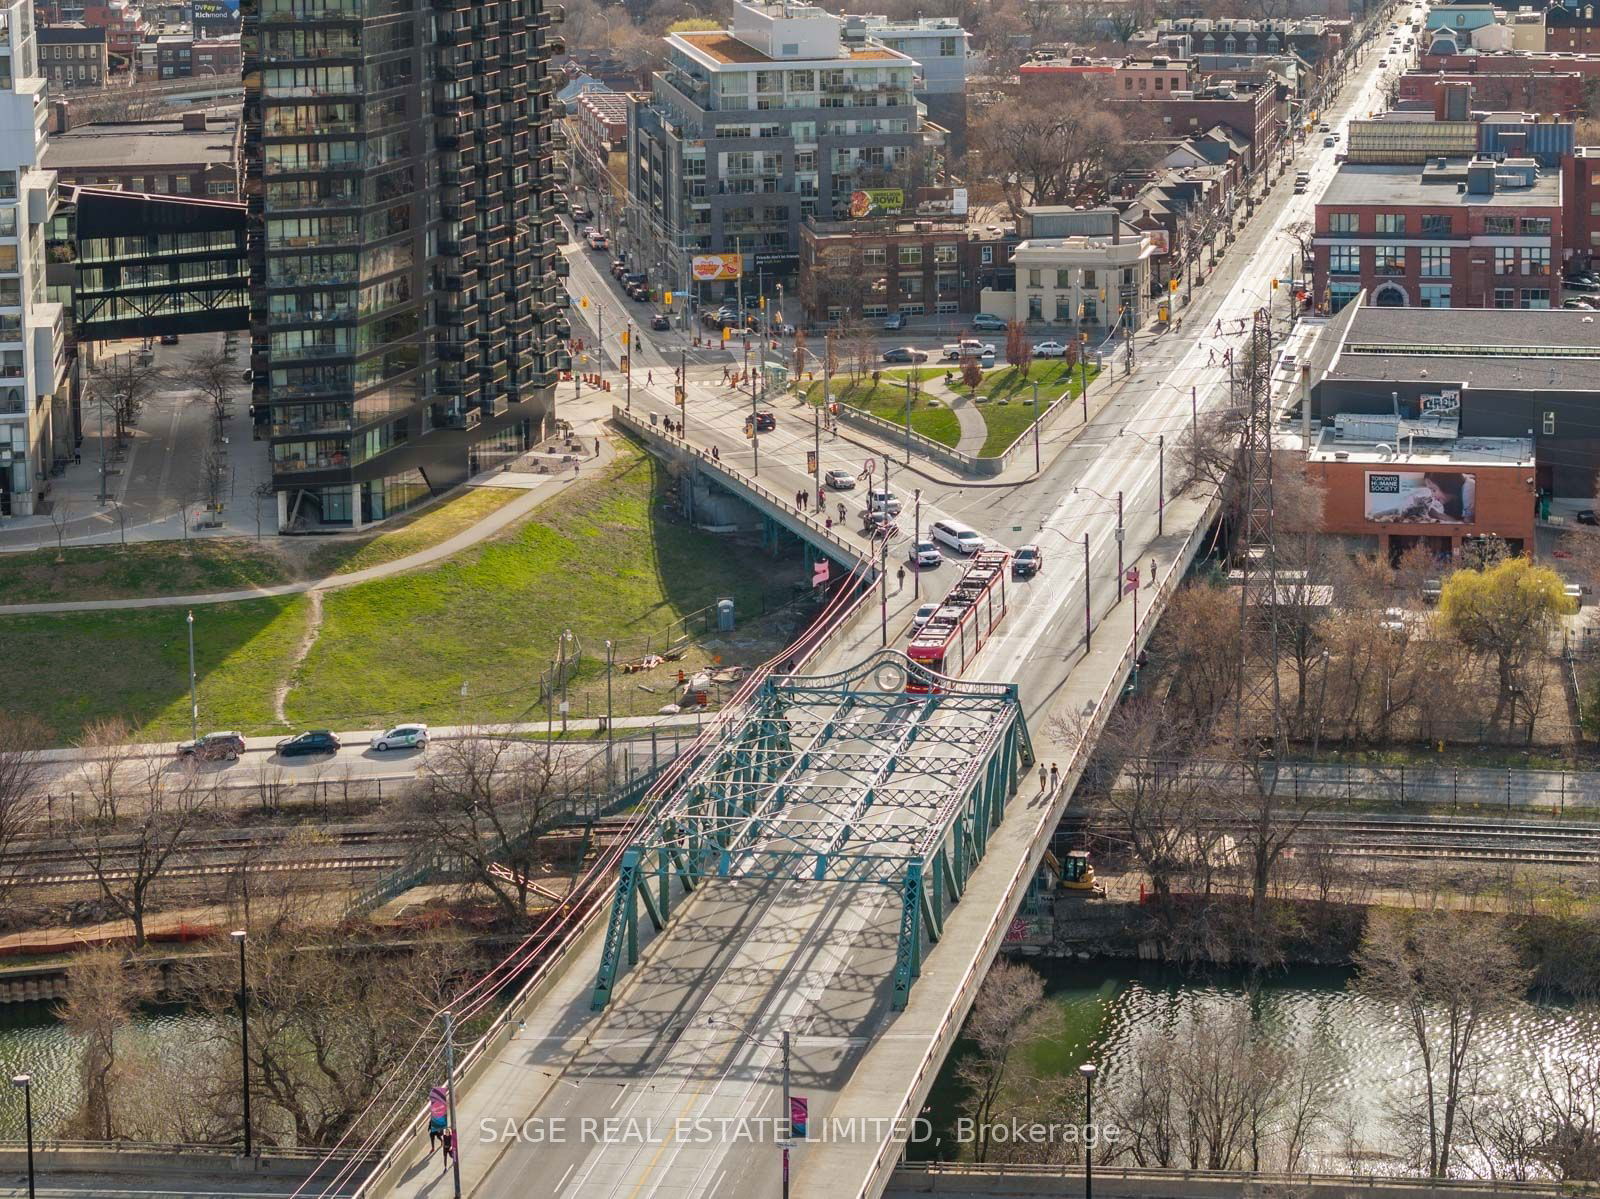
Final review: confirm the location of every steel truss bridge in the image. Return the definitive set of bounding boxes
[590,650,1035,1013]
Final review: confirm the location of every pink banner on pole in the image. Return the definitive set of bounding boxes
[429,1086,449,1119]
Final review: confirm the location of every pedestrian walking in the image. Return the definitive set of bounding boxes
[573,461,580,475]
[896,565,905,592]
[722,365,729,382]
[1049,763,1059,790]
[1038,764,1048,793]
[816,487,825,509]
[647,371,653,386]
[441,1127,457,1168]
[594,437,600,457]
[711,445,720,460]
[837,502,846,524]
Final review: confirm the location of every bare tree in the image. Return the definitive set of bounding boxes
[953,958,1050,1164]
[49,496,72,559]
[187,923,470,1148]
[403,730,563,923]
[65,762,212,947]
[0,715,46,914]
[200,445,228,511]
[1355,910,1531,1177]
[86,353,165,444]
[56,946,154,1140]
[74,716,138,822]
[1004,320,1031,376]
[177,345,237,434]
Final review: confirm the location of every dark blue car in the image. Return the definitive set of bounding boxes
[276,730,341,757]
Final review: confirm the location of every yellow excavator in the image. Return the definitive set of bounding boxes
[1059,849,1102,895]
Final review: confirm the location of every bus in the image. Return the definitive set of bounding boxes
[906,549,1011,692]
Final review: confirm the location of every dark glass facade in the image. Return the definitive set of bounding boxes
[242,0,564,526]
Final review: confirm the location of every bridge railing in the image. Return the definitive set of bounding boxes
[612,404,874,571]
[889,1161,1583,1196]
[854,487,1223,1199]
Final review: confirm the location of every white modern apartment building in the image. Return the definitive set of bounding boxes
[849,14,971,150]
[628,0,945,299]
[0,0,65,518]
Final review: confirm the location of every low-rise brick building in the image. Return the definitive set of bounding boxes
[799,210,1017,322]
[39,23,108,89]
[1311,156,1562,313]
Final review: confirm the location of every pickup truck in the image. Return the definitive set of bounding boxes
[942,339,996,361]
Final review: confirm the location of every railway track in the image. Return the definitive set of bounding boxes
[1081,812,1600,868]
[3,817,640,889]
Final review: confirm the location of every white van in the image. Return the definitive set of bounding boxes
[929,518,985,555]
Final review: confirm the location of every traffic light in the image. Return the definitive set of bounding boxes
[664,290,673,306]
[1169,278,1180,292]
[579,296,589,309]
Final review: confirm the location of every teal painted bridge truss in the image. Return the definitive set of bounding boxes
[590,650,1034,1012]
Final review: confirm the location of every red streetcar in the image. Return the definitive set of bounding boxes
[906,549,1011,692]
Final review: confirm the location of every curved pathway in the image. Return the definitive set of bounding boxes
[0,420,618,617]
[918,375,988,454]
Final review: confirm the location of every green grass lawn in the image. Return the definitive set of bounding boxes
[0,437,802,743]
[0,597,311,741]
[304,486,525,578]
[0,540,294,606]
[285,438,800,729]
[974,362,1102,458]
[801,371,961,447]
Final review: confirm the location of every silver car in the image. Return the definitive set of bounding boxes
[370,723,429,752]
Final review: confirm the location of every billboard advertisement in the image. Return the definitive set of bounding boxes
[690,253,742,282]
[1146,229,1170,255]
[1365,471,1476,525]
[848,188,904,218]
[192,0,240,16]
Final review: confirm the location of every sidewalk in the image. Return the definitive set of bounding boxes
[0,391,624,615]
[759,346,1147,491]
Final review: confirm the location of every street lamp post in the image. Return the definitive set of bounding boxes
[12,1074,33,1199]
[913,489,922,600]
[1083,533,1091,649]
[706,1017,792,1199]
[1120,429,1166,537]
[1073,486,1125,585]
[186,609,198,742]
[1032,379,1041,473]
[1080,1062,1097,1199]
[441,1011,464,1199]
[604,639,615,787]
[230,930,252,1157]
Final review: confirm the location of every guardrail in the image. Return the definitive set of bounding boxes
[854,486,1223,1199]
[613,405,875,572]
[888,1161,1585,1197]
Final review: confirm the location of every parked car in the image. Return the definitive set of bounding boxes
[754,410,777,432]
[971,313,1007,331]
[1012,544,1044,578]
[883,312,907,331]
[176,730,246,761]
[1579,509,1600,526]
[610,259,627,278]
[159,333,179,346]
[1317,122,1330,132]
[863,510,899,538]
[772,322,796,336]
[881,346,929,364]
[370,724,428,752]
[1562,298,1598,310]
[1032,340,1068,358]
[276,730,341,757]
[1565,277,1600,293]
[1323,135,1336,147]
[911,601,940,630]
[907,540,943,568]
[650,314,671,331]
[571,205,591,222]
[825,469,856,491]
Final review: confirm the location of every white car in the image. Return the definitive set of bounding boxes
[371,723,429,751]
[868,488,903,516]
[824,469,856,491]
[911,601,940,630]
[907,539,943,568]
[1032,340,1068,358]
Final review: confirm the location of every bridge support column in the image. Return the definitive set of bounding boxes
[891,860,925,1011]
[592,847,645,1010]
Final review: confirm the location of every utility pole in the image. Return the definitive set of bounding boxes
[442,1011,463,1199]
[903,372,912,465]
[186,610,198,742]
[679,348,688,435]
[597,304,605,390]
[812,395,821,500]
[913,489,922,599]
[1032,380,1041,473]
[1157,434,1165,536]
[624,321,632,410]
[879,530,889,647]
[1191,384,1198,449]
[1083,533,1092,650]
[604,639,615,786]
[781,1030,793,1199]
